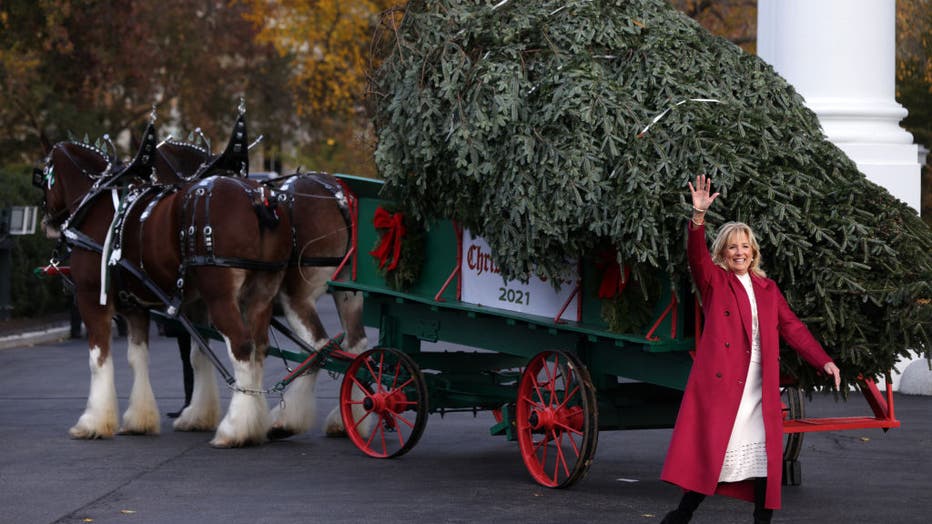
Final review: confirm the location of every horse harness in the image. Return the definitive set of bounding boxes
[272,172,353,268]
[53,172,290,314]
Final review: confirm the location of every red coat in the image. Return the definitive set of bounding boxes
[661,223,833,509]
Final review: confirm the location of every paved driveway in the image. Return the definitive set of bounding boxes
[1,301,929,523]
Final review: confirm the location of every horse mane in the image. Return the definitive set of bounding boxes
[159,137,210,156]
[52,140,114,179]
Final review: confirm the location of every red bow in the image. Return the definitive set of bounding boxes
[369,206,406,271]
[596,251,630,299]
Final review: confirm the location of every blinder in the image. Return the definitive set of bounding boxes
[32,166,46,189]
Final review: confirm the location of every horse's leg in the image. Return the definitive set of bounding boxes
[324,287,371,437]
[173,306,221,432]
[166,331,192,418]
[202,269,270,448]
[268,267,330,440]
[179,334,194,407]
[69,291,119,439]
[119,311,160,435]
[333,288,368,354]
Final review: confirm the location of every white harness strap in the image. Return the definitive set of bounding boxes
[98,189,120,305]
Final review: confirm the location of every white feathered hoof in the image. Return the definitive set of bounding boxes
[266,423,298,441]
[209,392,270,448]
[119,407,161,435]
[69,412,118,440]
[325,391,372,438]
[267,373,318,440]
[173,404,221,432]
[323,405,361,438]
[266,406,311,440]
[323,424,347,438]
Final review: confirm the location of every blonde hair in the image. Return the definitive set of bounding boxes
[710,221,767,278]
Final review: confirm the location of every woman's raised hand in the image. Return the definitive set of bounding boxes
[688,174,720,212]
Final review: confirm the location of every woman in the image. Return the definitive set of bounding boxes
[660,175,841,523]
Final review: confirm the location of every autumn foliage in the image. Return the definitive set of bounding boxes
[242,0,397,120]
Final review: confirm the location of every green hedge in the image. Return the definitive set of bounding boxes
[0,163,71,318]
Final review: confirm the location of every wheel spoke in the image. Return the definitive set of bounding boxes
[561,426,582,457]
[543,360,558,408]
[392,376,415,392]
[533,432,553,452]
[363,359,382,394]
[390,411,416,430]
[394,400,419,410]
[519,393,545,410]
[530,373,547,407]
[551,429,571,480]
[376,352,386,391]
[351,409,373,431]
[394,419,406,448]
[557,383,580,410]
[389,359,403,390]
[348,374,374,399]
[544,355,558,385]
[365,414,382,449]
[553,420,584,437]
[378,419,388,455]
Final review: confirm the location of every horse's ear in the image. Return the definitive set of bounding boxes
[109,121,159,186]
[40,135,53,155]
[33,167,46,189]
[196,106,249,178]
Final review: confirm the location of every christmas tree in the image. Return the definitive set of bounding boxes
[369,0,932,390]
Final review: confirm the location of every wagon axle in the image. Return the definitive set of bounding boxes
[361,389,410,418]
[527,404,585,434]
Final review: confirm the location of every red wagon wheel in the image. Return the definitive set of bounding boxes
[340,348,428,458]
[516,351,598,488]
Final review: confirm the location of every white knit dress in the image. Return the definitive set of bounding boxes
[718,272,768,482]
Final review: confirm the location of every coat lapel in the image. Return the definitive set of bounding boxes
[727,273,754,347]
[750,275,772,357]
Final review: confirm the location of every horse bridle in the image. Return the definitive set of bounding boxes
[33,143,114,229]
[32,160,70,229]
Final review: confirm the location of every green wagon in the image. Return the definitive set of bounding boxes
[308,174,699,488]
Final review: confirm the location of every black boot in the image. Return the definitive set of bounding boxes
[660,509,693,524]
[662,491,705,523]
[753,507,773,524]
[661,509,691,524]
[753,477,774,523]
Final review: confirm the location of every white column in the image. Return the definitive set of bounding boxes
[758,0,927,392]
[758,0,921,211]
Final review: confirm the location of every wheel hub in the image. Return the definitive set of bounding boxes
[363,390,408,415]
[529,405,584,432]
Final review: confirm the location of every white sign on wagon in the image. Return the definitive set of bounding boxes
[460,230,580,321]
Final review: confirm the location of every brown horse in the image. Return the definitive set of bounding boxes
[155,139,368,439]
[35,123,293,447]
